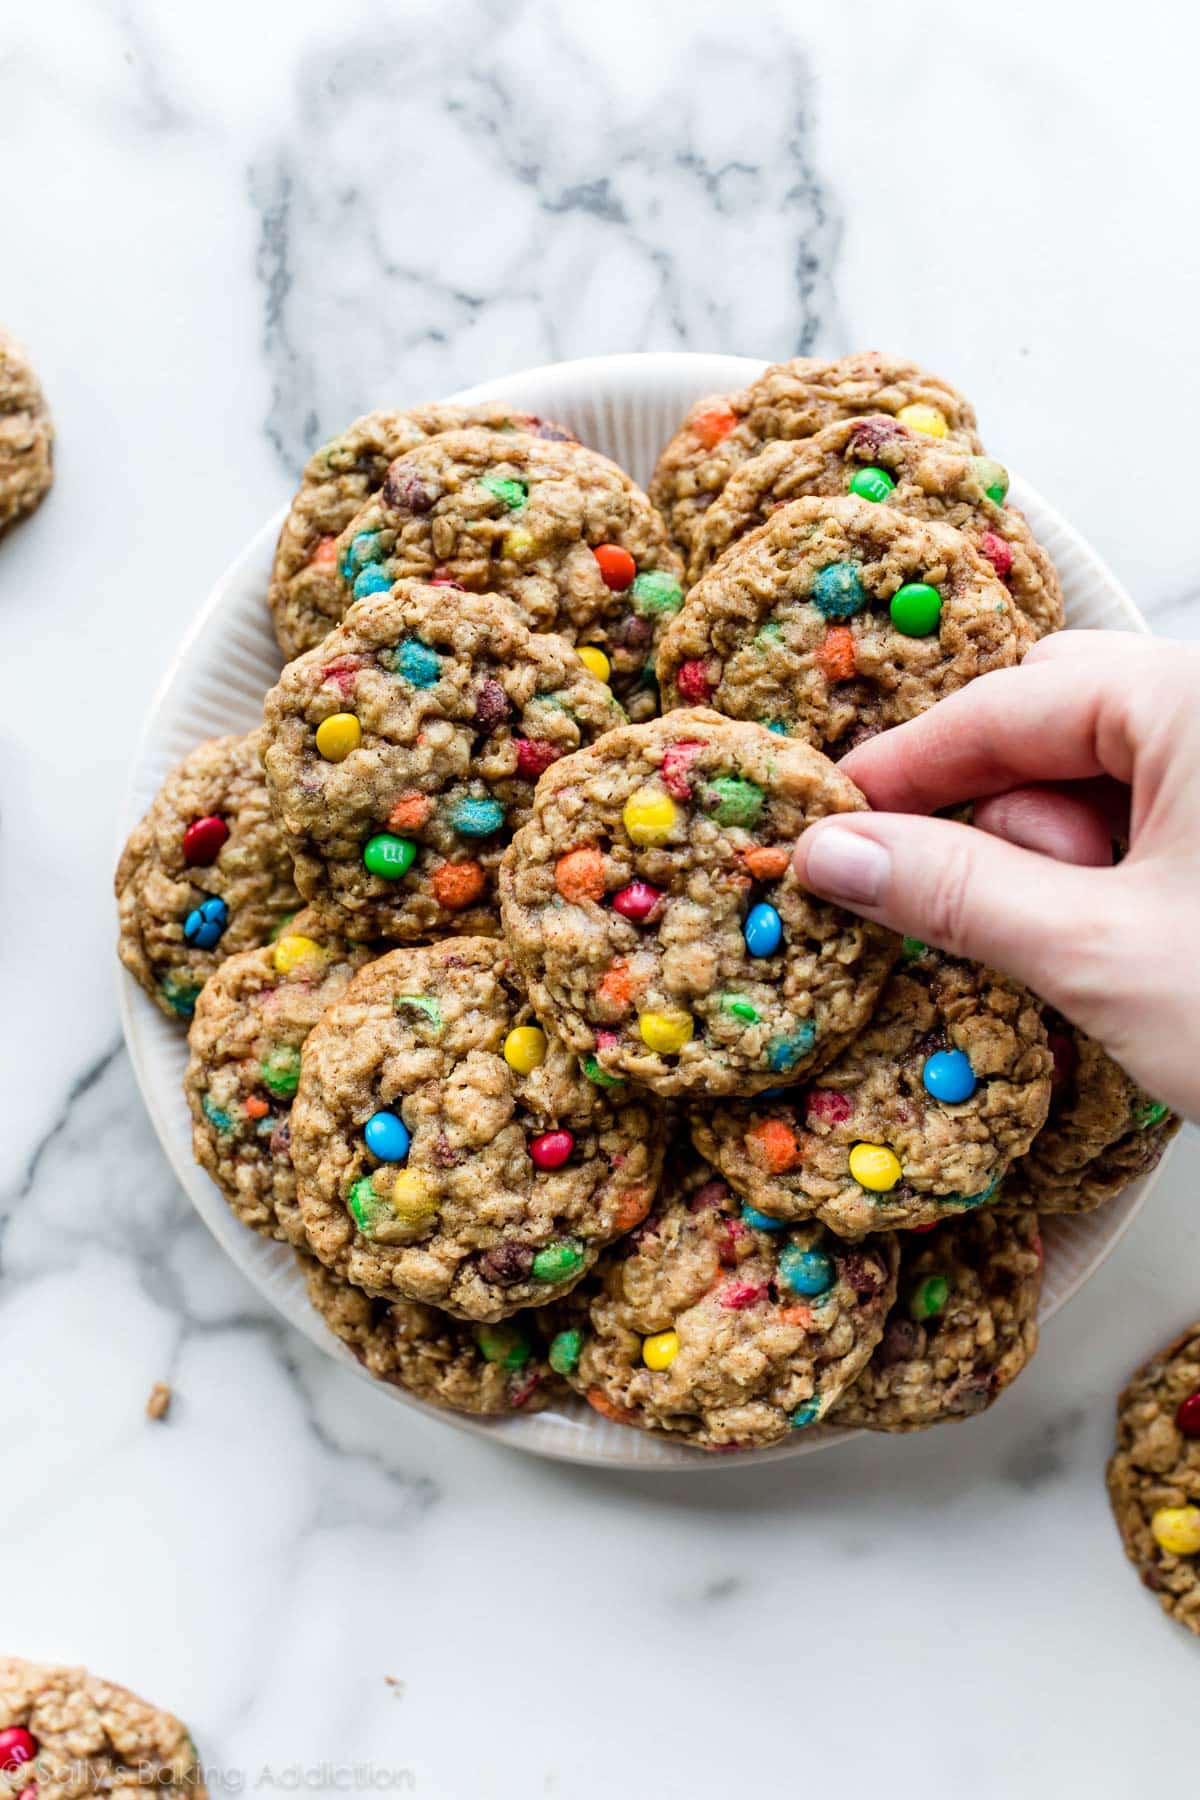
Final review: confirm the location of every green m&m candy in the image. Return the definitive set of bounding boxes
[363,833,417,880]
[890,582,942,637]
[582,1056,624,1087]
[531,1239,585,1283]
[706,775,764,828]
[848,465,896,503]
[971,456,1009,506]
[908,1274,950,1321]
[261,1044,302,1098]
[477,1323,533,1370]
[348,1174,383,1233]
[548,1328,583,1376]
[630,570,684,617]
[480,475,528,510]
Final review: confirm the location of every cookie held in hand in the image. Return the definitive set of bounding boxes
[500,709,898,1098]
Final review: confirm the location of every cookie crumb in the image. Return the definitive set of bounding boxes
[146,1381,173,1421]
[384,1676,406,1698]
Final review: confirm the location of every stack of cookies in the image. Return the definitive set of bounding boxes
[115,354,1178,1452]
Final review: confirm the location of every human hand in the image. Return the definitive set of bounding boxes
[792,632,1200,1122]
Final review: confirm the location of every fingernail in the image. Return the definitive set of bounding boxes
[799,825,890,906]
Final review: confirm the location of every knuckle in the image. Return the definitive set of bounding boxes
[1038,894,1135,1027]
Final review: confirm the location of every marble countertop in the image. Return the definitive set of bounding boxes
[3,2,1198,1795]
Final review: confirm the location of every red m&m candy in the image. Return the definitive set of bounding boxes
[1176,1392,1200,1438]
[593,544,637,591]
[807,1089,852,1127]
[675,660,714,704]
[719,1279,766,1310]
[0,1729,37,1772]
[612,880,663,923]
[515,738,561,780]
[182,815,229,866]
[660,738,703,799]
[529,1130,574,1170]
[979,530,1013,580]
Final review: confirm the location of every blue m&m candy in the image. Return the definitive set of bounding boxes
[341,530,383,579]
[184,896,228,950]
[810,561,865,620]
[395,640,442,687]
[923,1048,977,1104]
[364,1110,410,1162]
[744,902,783,958]
[779,1247,836,1297]
[741,1204,787,1232]
[353,565,391,599]
[791,1397,821,1429]
[448,795,506,837]
[768,1024,816,1072]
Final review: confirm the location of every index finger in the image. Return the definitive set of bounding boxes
[836,640,1147,814]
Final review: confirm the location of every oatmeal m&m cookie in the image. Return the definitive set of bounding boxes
[289,939,663,1321]
[649,351,981,561]
[0,1656,204,1800]
[561,1155,898,1450]
[268,402,577,659]
[499,710,898,1099]
[184,914,373,1244]
[303,1255,561,1418]
[1006,1019,1178,1214]
[1107,1325,1200,1635]
[262,582,623,941]
[690,414,1064,637]
[831,1212,1042,1432]
[657,496,1030,757]
[331,427,683,718]
[691,945,1053,1236]
[0,327,53,534]
[116,730,301,1021]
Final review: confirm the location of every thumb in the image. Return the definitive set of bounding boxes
[793,812,1123,1023]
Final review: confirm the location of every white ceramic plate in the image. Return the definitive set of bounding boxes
[119,352,1174,1468]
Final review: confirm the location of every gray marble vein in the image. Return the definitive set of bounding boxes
[248,8,842,472]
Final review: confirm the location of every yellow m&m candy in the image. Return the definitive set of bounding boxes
[848,1142,902,1192]
[643,1329,680,1370]
[639,1010,694,1055]
[315,712,362,761]
[272,933,326,976]
[623,787,678,846]
[504,1025,547,1075]
[896,403,948,440]
[383,1170,438,1224]
[577,645,611,684]
[1151,1506,1200,1556]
